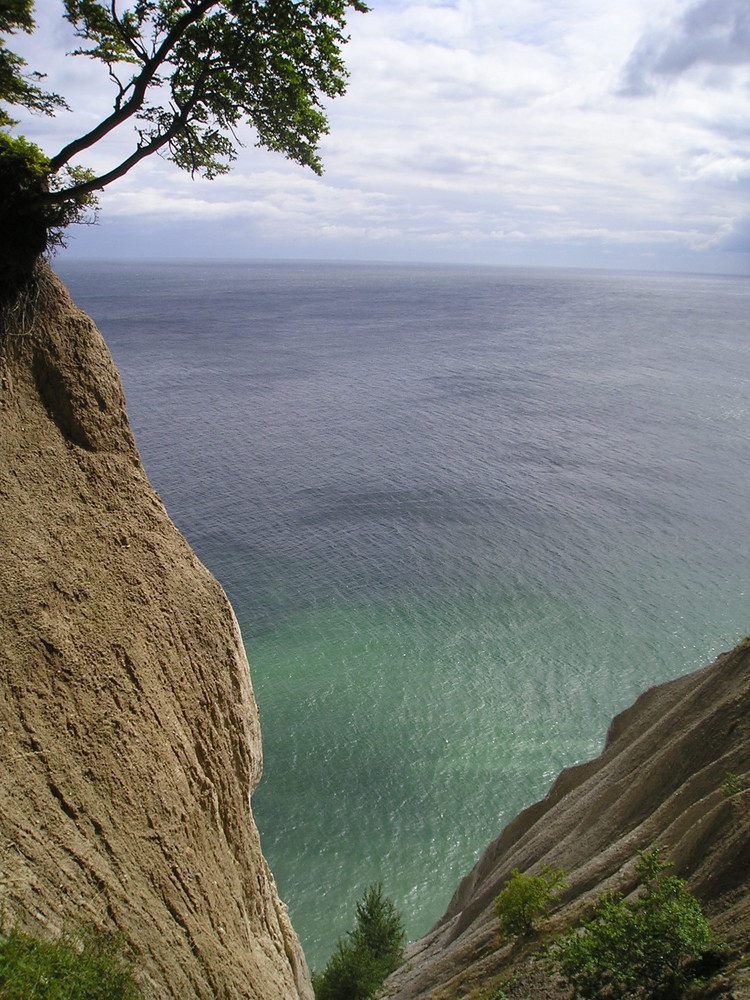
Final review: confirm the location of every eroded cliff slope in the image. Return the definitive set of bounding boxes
[0,265,313,1000]
[385,639,750,1000]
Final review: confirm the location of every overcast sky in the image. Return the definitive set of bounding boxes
[9,0,750,273]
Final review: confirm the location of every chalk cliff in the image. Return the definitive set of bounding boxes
[0,265,313,1000]
[2,262,748,1000]
[384,638,750,999]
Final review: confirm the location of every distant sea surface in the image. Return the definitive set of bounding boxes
[56,259,750,972]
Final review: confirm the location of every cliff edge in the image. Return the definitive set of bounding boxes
[384,639,750,1000]
[0,265,313,1000]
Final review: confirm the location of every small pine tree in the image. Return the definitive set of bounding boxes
[313,883,405,1000]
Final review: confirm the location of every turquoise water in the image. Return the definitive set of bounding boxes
[57,260,750,971]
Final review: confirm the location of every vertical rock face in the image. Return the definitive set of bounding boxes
[0,266,313,1000]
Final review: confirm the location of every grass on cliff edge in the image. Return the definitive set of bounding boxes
[0,925,144,1000]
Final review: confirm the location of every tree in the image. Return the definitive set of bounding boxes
[0,0,367,291]
[551,848,714,1000]
[494,865,566,937]
[313,883,406,1000]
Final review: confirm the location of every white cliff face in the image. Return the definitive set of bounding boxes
[0,265,313,1000]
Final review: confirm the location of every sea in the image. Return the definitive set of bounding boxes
[55,259,750,973]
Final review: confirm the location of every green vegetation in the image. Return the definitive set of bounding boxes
[721,771,742,797]
[0,131,98,288]
[0,0,367,292]
[551,847,714,1000]
[313,883,405,1000]
[0,0,67,129]
[494,866,566,937]
[0,925,144,1000]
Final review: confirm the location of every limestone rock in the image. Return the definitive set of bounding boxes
[0,265,313,1000]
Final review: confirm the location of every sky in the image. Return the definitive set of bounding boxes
[7,0,750,273]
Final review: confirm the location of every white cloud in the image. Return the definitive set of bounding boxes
[5,0,750,272]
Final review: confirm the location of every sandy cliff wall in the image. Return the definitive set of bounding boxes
[0,266,313,1000]
[385,639,750,1000]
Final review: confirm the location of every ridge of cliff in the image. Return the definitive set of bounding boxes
[384,639,750,1000]
[0,265,313,1000]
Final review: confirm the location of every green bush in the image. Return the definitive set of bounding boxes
[0,925,144,1000]
[0,133,50,193]
[313,883,405,1000]
[494,865,566,937]
[551,847,714,1000]
[720,771,741,798]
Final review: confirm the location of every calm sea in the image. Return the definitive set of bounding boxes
[56,259,750,972]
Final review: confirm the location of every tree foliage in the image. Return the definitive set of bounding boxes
[494,865,566,937]
[551,848,714,1000]
[313,883,406,1000]
[0,0,68,127]
[0,0,367,290]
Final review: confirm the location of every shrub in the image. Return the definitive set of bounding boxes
[551,847,714,1000]
[494,865,566,937]
[0,924,144,1000]
[313,883,405,1000]
[720,771,741,798]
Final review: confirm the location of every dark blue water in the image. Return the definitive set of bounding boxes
[56,259,750,972]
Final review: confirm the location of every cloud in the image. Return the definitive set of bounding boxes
[620,0,750,95]
[716,215,750,252]
[5,0,750,272]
